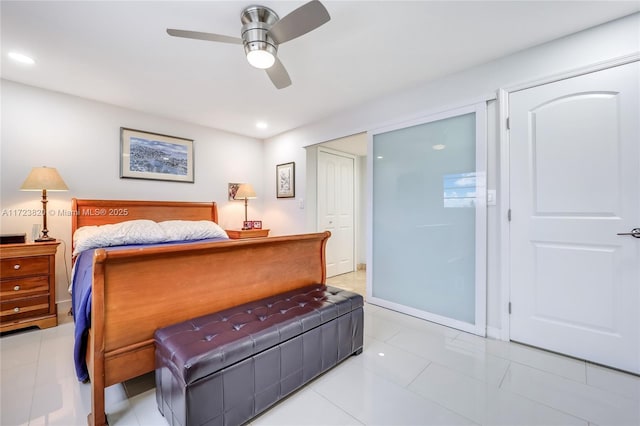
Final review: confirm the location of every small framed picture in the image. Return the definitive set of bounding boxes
[252,220,262,229]
[276,162,295,198]
[242,220,253,230]
[228,183,241,200]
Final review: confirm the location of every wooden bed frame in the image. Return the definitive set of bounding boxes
[70,199,330,426]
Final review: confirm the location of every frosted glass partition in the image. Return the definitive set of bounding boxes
[371,106,486,332]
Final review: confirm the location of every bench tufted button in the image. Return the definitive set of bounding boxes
[203,335,215,342]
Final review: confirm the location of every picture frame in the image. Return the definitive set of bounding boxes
[228,183,241,201]
[243,220,253,230]
[276,162,295,198]
[252,220,262,229]
[120,127,194,183]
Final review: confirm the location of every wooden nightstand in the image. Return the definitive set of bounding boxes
[226,229,270,239]
[0,241,60,332]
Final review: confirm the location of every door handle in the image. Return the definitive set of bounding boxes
[617,228,640,238]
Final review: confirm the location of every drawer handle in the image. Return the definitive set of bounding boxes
[13,264,21,270]
[13,285,20,291]
[13,307,20,313]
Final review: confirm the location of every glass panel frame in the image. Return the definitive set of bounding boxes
[367,102,487,336]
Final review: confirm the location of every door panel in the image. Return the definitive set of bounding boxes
[318,150,354,277]
[370,104,487,335]
[509,62,639,374]
[532,93,620,216]
[533,243,616,331]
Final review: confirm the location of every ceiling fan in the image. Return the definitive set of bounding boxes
[167,0,330,89]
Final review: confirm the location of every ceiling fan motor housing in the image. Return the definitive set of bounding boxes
[241,6,279,61]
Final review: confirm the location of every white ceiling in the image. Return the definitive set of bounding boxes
[2,1,638,141]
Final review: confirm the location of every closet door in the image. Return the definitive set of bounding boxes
[369,104,487,334]
[509,62,640,373]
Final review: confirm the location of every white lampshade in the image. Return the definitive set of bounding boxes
[19,166,68,242]
[236,183,256,199]
[20,166,69,191]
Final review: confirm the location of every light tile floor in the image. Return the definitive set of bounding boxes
[1,271,639,426]
[327,269,366,297]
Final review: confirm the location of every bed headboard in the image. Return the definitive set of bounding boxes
[70,198,219,242]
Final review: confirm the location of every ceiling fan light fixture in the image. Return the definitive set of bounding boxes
[166,1,330,89]
[246,49,275,69]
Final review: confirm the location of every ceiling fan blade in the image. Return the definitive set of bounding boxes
[266,57,292,89]
[166,29,242,45]
[268,0,330,44]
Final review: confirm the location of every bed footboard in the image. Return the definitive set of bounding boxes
[87,232,330,426]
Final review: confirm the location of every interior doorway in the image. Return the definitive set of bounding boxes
[306,133,366,278]
[318,148,355,277]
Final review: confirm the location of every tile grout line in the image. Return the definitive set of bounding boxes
[309,387,366,426]
[27,332,43,426]
[405,361,432,389]
[402,362,481,426]
[497,360,510,389]
[499,362,614,426]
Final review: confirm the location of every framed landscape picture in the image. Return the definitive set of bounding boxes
[120,127,194,182]
[276,162,295,198]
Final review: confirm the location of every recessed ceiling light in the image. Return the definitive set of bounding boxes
[256,121,268,129]
[8,51,35,65]
[432,144,446,151]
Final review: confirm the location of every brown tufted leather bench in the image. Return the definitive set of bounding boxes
[154,284,364,426]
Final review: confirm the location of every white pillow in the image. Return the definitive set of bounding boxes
[159,220,228,242]
[73,219,167,255]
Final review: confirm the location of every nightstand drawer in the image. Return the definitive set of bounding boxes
[1,294,50,321]
[1,276,50,299]
[0,256,49,278]
[0,242,59,331]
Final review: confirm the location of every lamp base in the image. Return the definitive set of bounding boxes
[35,236,57,242]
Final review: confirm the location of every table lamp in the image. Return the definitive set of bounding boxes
[20,166,69,242]
[235,183,256,229]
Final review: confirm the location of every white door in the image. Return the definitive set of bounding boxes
[509,62,640,374]
[318,149,355,277]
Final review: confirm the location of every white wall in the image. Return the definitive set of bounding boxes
[0,80,264,308]
[262,13,640,333]
[261,132,308,236]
